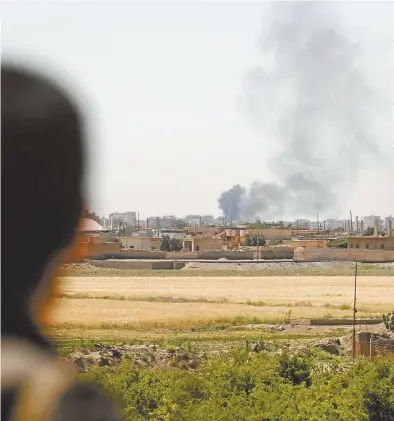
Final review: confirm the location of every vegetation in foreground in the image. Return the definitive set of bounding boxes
[83,348,394,421]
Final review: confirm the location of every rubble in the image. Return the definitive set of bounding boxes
[64,343,199,372]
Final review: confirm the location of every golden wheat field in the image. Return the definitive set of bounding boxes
[52,276,393,330]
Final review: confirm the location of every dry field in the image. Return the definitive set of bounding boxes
[52,276,393,335]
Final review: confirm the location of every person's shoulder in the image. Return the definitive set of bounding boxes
[51,380,125,421]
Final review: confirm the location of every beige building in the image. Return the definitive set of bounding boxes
[182,235,223,252]
[291,239,329,248]
[249,228,292,240]
[348,219,394,251]
[121,236,161,250]
[347,235,394,251]
[184,226,221,236]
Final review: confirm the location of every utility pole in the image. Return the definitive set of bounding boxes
[352,262,358,363]
[317,212,320,246]
[256,219,260,261]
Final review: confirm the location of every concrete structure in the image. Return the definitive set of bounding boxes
[219,229,247,249]
[182,235,223,251]
[109,211,137,233]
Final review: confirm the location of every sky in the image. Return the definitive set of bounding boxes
[2,0,393,220]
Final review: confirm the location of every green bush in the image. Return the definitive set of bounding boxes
[84,349,394,421]
[328,238,348,249]
[383,311,394,332]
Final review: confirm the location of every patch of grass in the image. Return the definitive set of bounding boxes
[339,303,352,311]
[59,263,394,278]
[246,300,313,308]
[50,328,346,350]
[49,314,287,331]
[59,293,229,305]
[324,302,353,311]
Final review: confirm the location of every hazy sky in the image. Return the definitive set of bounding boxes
[2,1,393,220]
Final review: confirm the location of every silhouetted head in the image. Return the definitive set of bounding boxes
[1,64,85,344]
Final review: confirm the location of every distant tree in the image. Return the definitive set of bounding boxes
[363,227,382,236]
[172,220,187,230]
[160,235,171,251]
[328,238,348,248]
[383,311,394,332]
[364,227,374,236]
[169,238,182,252]
[246,235,266,247]
[160,235,182,252]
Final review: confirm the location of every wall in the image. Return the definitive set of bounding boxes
[291,239,329,248]
[185,227,221,236]
[89,259,175,270]
[257,248,294,259]
[166,251,199,259]
[194,237,223,251]
[76,247,293,261]
[294,247,394,262]
[249,229,292,240]
[120,236,161,250]
[65,240,122,262]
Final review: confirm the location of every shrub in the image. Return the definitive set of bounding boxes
[328,238,348,248]
[83,350,394,421]
[278,353,312,387]
[383,311,394,332]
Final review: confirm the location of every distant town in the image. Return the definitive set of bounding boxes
[90,211,394,235]
[77,210,394,261]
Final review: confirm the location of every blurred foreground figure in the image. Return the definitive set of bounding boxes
[1,65,124,421]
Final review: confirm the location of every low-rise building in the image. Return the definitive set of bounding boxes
[184,226,221,236]
[291,239,329,248]
[182,235,223,252]
[347,220,394,250]
[347,235,394,251]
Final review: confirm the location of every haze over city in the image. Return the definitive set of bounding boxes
[2,1,393,220]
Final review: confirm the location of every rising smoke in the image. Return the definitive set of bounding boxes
[218,2,391,221]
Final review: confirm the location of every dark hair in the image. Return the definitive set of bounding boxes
[1,65,85,346]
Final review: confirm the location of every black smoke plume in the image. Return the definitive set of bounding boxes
[218,2,391,221]
[218,184,245,222]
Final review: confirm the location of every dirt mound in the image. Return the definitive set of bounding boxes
[64,343,200,372]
